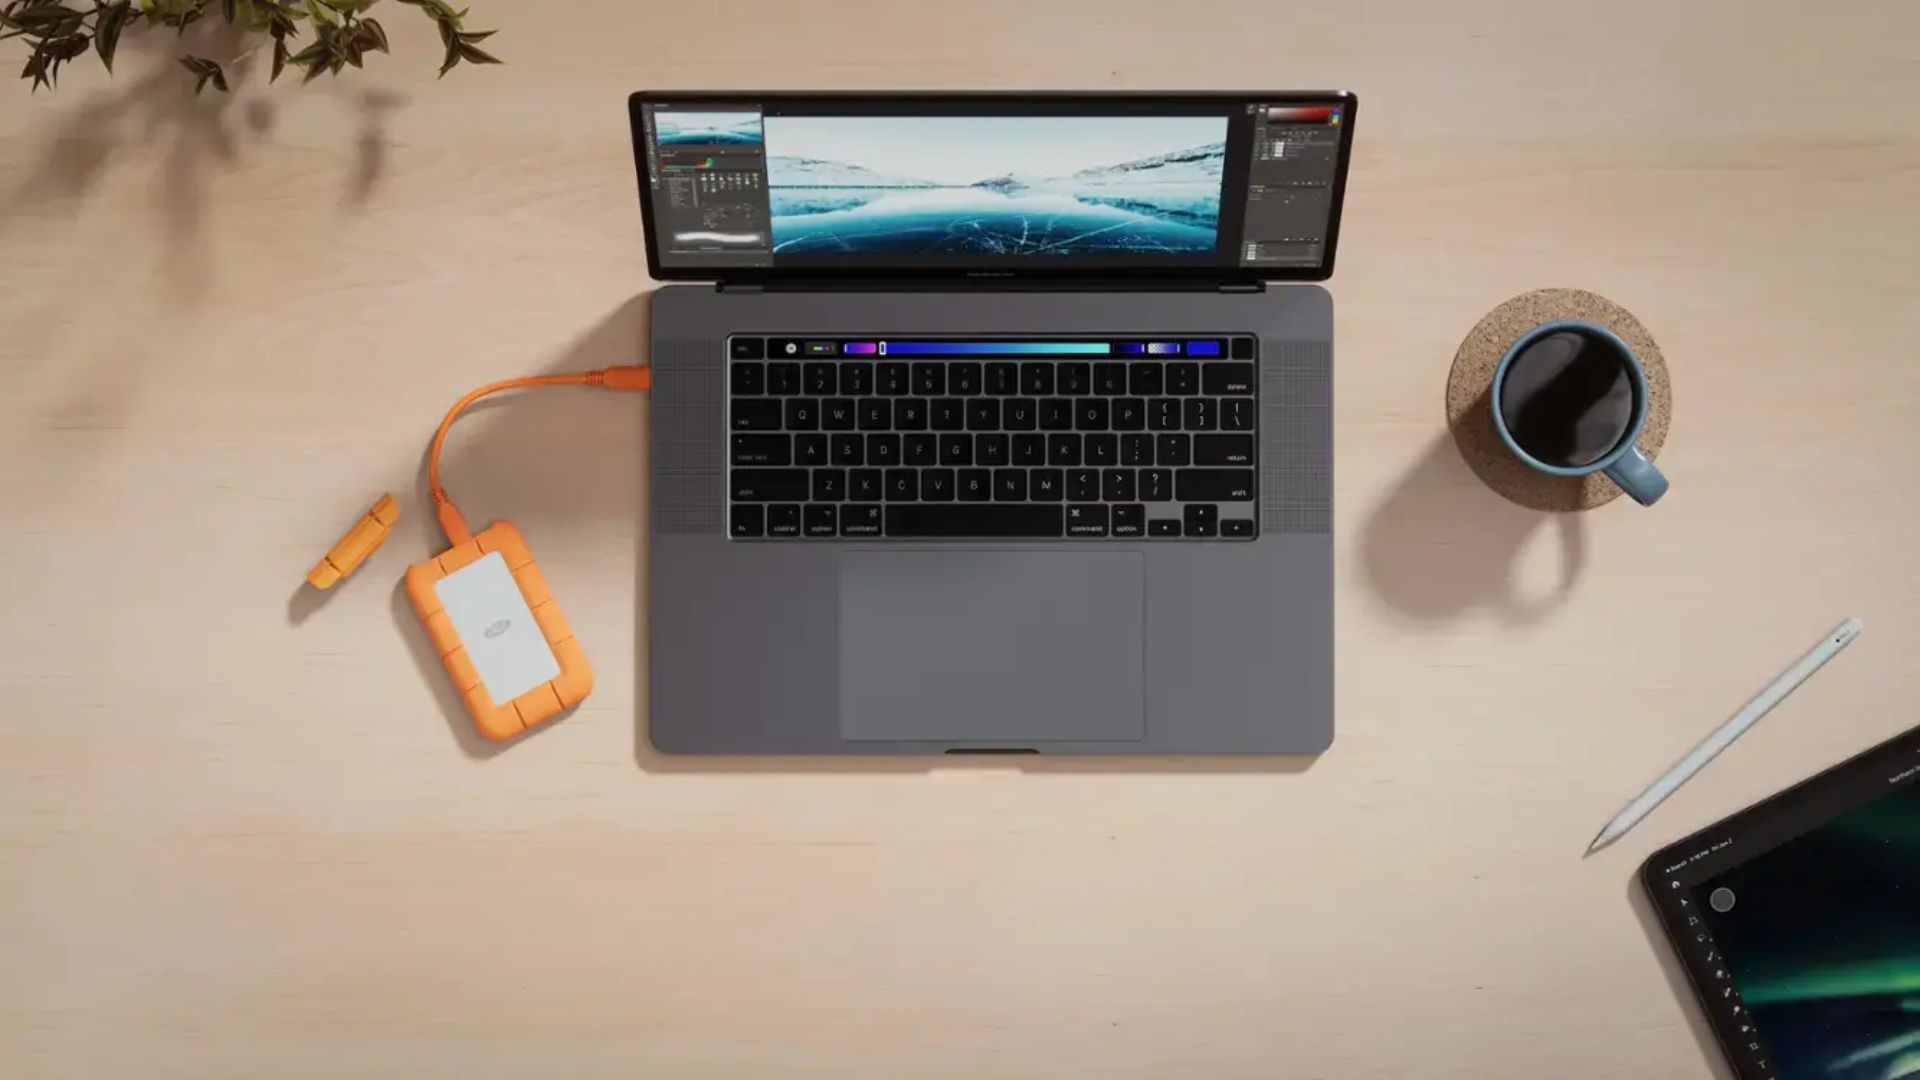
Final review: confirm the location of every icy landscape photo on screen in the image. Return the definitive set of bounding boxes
[653,111,764,146]
[762,115,1226,257]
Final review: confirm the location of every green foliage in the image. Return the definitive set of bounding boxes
[0,0,497,92]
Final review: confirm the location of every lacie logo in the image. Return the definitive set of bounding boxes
[483,619,512,639]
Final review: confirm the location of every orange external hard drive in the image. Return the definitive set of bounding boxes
[403,520,592,741]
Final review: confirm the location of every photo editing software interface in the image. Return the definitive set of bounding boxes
[641,101,1345,271]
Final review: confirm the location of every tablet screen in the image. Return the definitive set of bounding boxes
[1647,729,1920,1079]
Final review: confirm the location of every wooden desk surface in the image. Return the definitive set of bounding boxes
[4,2,1918,1076]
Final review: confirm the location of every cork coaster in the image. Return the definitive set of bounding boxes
[1446,288,1671,511]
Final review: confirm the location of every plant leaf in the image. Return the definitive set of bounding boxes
[93,1,132,72]
[270,32,287,79]
[304,0,336,25]
[454,39,495,65]
[356,14,384,51]
[220,0,235,21]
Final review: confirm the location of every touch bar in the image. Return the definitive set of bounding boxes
[880,342,1111,356]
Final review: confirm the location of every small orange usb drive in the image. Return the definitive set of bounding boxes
[307,494,399,590]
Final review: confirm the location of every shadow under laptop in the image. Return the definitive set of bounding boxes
[1625,871,1737,1079]
[1358,430,1586,625]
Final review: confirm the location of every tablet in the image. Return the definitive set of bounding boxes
[1642,725,1920,1080]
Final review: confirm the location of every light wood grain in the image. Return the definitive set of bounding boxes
[3,2,1918,1076]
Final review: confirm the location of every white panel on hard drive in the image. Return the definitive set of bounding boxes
[433,551,559,703]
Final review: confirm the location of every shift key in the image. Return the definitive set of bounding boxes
[731,469,809,502]
[1175,468,1256,501]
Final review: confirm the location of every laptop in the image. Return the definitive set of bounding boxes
[629,91,1356,754]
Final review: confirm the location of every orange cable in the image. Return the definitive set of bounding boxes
[428,365,651,546]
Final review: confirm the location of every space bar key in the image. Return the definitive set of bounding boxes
[886,505,1064,537]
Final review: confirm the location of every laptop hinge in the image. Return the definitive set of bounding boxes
[717,279,1265,294]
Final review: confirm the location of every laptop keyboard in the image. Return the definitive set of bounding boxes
[726,336,1257,541]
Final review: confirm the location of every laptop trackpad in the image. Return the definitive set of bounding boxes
[839,550,1145,743]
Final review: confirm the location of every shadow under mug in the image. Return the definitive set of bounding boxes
[1491,319,1670,506]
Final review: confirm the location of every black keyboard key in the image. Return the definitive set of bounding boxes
[895,398,927,430]
[913,363,946,395]
[1176,468,1255,501]
[804,363,836,395]
[785,398,820,431]
[1058,362,1091,395]
[1231,336,1255,359]
[858,398,891,431]
[986,362,1018,395]
[1182,398,1217,431]
[812,468,846,502]
[1149,398,1180,431]
[841,505,883,537]
[841,363,873,396]
[922,469,956,501]
[1157,433,1192,466]
[732,434,790,466]
[733,469,809,502]
[794,433,827,466]
[1085,433,1117,466]
[1113,504,1145,537]
[904,433,937,466]
[805,504,837,536]
[1222,518,1255,538]
[950,362,982,395]
[1195,434,1255,465]
[730,504,765,537]
[822,398,856,431]
[732,362,765,395]
[1037,399,1071,431]
[830,434,864,466]
[958,469,991,502]
[732,399,782,431]
[1102,468,1136,502]
[1184,503,1219,537]
[1141,468,1173,502]
[1149,519,1181,537]
[886,504,1063,538]
[939,433,972,466]
[993,468,1027,501]
[767,362,801,395]
[885,468,918,501]
[967,399,1001,431]
[1021,362,1055,396]
[1048,433,1082,466]
[1112,398,1145,431]
[768,504,801,537]
[1067,468,1099,501]
[976,433,1009,466]
[1075,398,1110,431]
[1094,363,1126,395]
[769,338,803,360]
[1031,469,1064,501]
[1222,398,1254,431]
[1167,363,1200,395]
[867,434,901,467]
[1004,398,1037,431]
[850,469,883,502]
[1012,433,1045,465]
[878,363,910,395]
[1121,433,1154,466]
[1128,364,1163,396]
[731,337,765,360]
[1066,503,1109,537]
[932,398,965,431]
[1202,363,1256,396]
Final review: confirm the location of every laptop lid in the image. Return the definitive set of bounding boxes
[628,91,1357,286]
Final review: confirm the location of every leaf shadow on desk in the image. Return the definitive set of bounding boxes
[1625,873,1739,1079]
[1358,431,1586,624]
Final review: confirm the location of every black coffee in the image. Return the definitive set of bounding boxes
[1497,329,1637,468]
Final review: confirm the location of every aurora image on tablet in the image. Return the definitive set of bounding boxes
[1699,781,1920,1078]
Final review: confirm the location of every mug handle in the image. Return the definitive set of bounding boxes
[1604,445,1669,506]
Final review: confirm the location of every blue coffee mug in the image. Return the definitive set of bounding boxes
[1490,319,1668,506]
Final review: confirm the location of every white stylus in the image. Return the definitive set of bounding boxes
[1585,617,1863,855]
